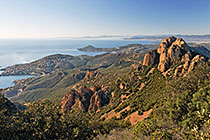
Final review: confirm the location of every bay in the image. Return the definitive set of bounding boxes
[0,71,35,89]
[0,39,158,89]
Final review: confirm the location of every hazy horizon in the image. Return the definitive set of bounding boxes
[0,0,210,39]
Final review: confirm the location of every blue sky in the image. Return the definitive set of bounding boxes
[0,0,209,38]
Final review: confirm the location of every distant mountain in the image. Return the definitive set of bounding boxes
[54,34,210,42]
[190,45,210,58]
[124,34,210,42]
[54,35,127,40]
[78,44,158,53]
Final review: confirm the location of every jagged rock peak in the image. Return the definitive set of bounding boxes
[158,37,190,72]
[157,36,177,54]
[143,36,189,71]
[143,36,207,74]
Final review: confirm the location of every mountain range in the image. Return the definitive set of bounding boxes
[59,34,210,42]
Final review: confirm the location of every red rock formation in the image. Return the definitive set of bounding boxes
[61,89,78,112]
[143,36,207,76]
[157,37,189,72]
[142,50,159,66]
[88,90,109,111]
[61,86,110,112]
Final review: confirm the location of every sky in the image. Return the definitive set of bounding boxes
[0,0,210,39]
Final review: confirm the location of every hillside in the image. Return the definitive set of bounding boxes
[61,36,210,139]
[190,44,210,58]
[1,37,210,139]
[1,43,158,76]
[3,51,146,103]
[0,54,91,76]
[78,44,158,53]
[0,94,17,115]
[3,37,210,104]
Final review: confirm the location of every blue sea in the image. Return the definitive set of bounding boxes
[0,39,158,88]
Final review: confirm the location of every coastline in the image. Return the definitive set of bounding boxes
[0,74,36,89]
[1,39,209,89]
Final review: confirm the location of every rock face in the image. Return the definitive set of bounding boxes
[143,50,159,66]
[157,37,189,72]
[143,36,207,75]
[61,86,110,112]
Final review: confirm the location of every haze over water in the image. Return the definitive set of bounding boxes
[0,39,158,67]
[0,39,158,89]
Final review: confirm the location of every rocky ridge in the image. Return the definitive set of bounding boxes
[143,36,207,76]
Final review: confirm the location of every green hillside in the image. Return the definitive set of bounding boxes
[1,37,210,139]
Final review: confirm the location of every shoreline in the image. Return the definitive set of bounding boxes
[0,74,36,89]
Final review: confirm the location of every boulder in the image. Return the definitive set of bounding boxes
[120,82,127,89]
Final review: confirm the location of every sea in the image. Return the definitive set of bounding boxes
[0,39,158,89]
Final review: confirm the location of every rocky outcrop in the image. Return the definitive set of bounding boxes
[61,89,79,111]
[187,55,205,73]
[142,50,159,66]
[61,86,110,112]
[120,82,127,89]
[143,36,188,71]
[173,54,206,77]
[143,36,207,76]
[88,89,109,111]
[85,70,100,80]
[157,37,189,72]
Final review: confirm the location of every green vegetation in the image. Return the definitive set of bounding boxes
[1,59,210,139]
[0,97,129,140]
[132,62,210,139]
[4,52,144,103]
[1,40,210,139]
